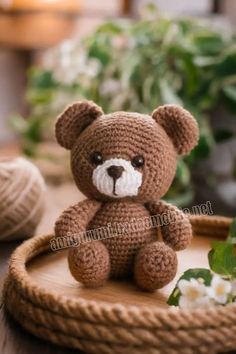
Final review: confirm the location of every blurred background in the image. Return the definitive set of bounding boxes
[0,0,236,216]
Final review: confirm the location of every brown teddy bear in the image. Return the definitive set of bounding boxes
[54,101,199,291]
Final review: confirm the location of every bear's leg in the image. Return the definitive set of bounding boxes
[68,241,110,288]
[134,242,177,291]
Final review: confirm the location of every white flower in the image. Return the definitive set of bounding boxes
[178,278,206,299]
[85,59,101,78]
[178,278,210,309]
[42,39,101,85]
[207,275,232,304]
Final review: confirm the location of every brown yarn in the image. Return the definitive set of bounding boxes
[55,101,198,203]
[55,101,104,150]
[54,199,101,238]
[70,110,178,203]
[0,157,45,241]
[152,105,199,155]
[54,200,190,289]
[68,241,110,287]
[88,201,157,278]
[134,242,177,290]
[3,215,236,354]
[147,200,192,251]
[54,100,199,290]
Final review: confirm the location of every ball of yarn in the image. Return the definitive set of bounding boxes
[0,157,46,241]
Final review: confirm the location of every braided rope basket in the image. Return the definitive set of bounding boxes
[3,215,236,354]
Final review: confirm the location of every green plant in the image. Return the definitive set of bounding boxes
[168,218,236,308]
[11,6,236,205]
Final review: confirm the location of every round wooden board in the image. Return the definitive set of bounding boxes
[5,215,236,354]
[27,235,211,309]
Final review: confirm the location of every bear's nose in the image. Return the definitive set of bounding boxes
[107,165,124,180]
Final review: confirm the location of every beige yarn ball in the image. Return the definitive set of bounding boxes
[0,157,46,241]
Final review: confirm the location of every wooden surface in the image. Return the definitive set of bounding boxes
[0,12,79,49]
[0,0,81,12]
[0,183,82,354]
[0,182,235,354]
[28,235,210,308]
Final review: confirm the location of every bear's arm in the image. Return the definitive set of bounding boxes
[146,200,192,251]
[54,199,101,239]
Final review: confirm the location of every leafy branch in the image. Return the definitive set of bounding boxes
[168,218,236,307]
[10,7,236,204]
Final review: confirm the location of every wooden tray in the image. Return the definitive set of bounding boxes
[3,215,236,354]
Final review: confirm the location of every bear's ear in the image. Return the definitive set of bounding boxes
[55,100,103,149]
[152,104,199,155]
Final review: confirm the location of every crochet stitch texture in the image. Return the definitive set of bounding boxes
[55,101,199,290]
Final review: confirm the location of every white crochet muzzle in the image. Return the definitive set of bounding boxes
[92,158,142,198]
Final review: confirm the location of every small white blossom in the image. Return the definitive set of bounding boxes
[178,278,210,309]
[207,275,232,304]
[85,59,101,78]
[42,39,101,85]
[178,278,206,299]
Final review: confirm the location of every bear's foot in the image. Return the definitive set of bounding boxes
[134,242,177,291]
[68,241,110,288]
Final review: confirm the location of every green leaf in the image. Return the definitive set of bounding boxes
[159,79,183,105]
[10,114,43,143]
[96,22,122,34]
[26,89,54,105]
[167,268,212,306]
[175,159,190,187]
[193,56,217,67]
[28,69,57,89]
[193,33,224,54]
[22,140,37,157]
[208,241,236,277]
[191,133,212,159]
[221,85,236,113]
[143,2,159,15]
[24,117,44,143]
[120,54,141,88]
[222,85,236,101]
[9,114,27,134]
[214,129,234,143]
[88,40,111,66]
[227,218,236,243]
[216,50,236,77]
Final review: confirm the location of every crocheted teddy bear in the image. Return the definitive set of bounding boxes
[55,101,199,291]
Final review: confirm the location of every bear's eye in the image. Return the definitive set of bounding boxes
[131,155,144,168]
[90,152,103,166]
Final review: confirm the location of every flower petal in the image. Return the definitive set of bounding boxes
[178,279,190,295]
[179,296,194,309]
